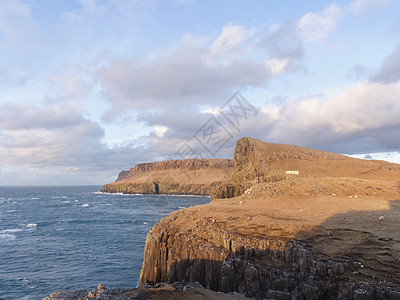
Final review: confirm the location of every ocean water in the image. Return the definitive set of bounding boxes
[0,186,210,300]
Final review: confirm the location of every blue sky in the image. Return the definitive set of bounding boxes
[1,0,400,185]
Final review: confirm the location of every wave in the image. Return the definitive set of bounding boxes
[19,223,37,228]
[163,194,210,197]
[0,233,16,241]
[98,191,209,198]
[0,228,23,234]
[81,203,89,207]
[95,191,143,196]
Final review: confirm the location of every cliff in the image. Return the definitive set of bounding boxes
[140,137,400,299]
[211,137,400,200]
[232,137,400,181]
[101,159,234,195]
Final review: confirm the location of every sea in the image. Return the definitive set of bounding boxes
[0,186,210,300]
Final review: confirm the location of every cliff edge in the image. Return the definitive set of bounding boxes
[140,137,400,299]
[101,159,234,195]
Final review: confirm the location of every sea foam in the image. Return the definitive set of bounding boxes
[19,223,38,228]
[0,233,16,241]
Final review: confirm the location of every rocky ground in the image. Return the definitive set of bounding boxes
[43,282,247,300]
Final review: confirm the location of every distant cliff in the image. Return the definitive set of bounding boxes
[116,170,129,181]
[101,159,234,195]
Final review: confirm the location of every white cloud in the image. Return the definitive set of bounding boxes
[154,125,168,138]
[351,0,393,16]
[298,4,344,42]
[0,0,41,49]
[0,102,148,174]
[201,107,221,115]
[49,65,90,100]
[261,81,400,153]
[265,58,289,76]
[210,25,247,55]
[258,21,305,70]
[63,0,105,23]
[371,42,400,83]
[349,152,400,164]
[97,34,272,121]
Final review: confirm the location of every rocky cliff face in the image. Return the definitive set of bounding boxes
[140,196,400,299]
[140,137,400,299]
[101,159,234,195]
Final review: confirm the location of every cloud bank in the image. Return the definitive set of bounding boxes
[1,0,400,185]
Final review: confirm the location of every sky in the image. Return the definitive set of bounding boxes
[1,0,400,186]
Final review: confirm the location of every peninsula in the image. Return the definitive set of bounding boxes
[100,159,234,195]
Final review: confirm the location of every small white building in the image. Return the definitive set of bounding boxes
[285,170,299,175]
